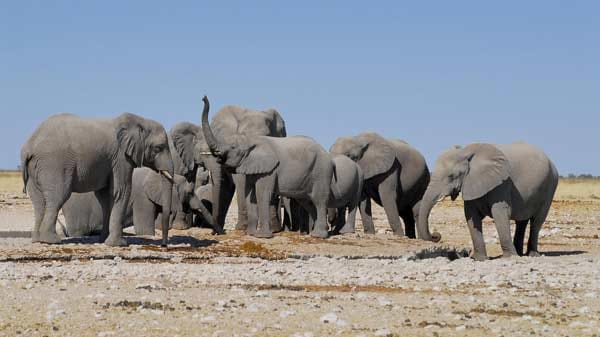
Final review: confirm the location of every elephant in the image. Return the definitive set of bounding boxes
[327,154,365,234]
[330,133,430,237]
[171,102,287,234]
[192,183,215,228]
[417,142,558,261]
[200,96,334,238]
[283,155,365,235]
[21,112,174,246]
[60,169,190,236]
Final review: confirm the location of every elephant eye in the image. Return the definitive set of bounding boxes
[153,145,163,154]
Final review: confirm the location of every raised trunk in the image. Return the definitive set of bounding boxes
[200,96,221,155]
[417,185,442,242]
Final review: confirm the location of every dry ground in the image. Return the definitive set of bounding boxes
[1,172,599,337]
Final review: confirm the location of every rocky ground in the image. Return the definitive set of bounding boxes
[1,189,600,337]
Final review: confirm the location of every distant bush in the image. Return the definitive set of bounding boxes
[561,174,600,180]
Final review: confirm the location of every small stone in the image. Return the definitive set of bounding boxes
[374,329,392,337]
[200,315,216,322]
[320,312,338,324]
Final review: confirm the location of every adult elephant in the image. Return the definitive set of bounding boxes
[60,169,213,236]
[201,96,333,238]
[21,113,174,246]
[330,133,430,237]
[171,103,287,232]
[417,143,558,261]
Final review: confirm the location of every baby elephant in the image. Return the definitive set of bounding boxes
[61,168,201,237]
[417,142,558,261]
[327,154,365,234]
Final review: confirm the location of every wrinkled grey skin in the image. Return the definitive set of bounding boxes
[21,113,174,246]
[201,96,334,238]
[168,134,196,230]
[330,133,430,237]
[285,155,366,234]
[327,154,365,234]
[171,102,286,233]
[192,183,214,228]
[418,142,558,261]
[61,169,194,237]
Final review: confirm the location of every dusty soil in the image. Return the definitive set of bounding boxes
[1,189,600,337]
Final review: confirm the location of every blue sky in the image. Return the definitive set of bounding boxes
[1,1,599,174]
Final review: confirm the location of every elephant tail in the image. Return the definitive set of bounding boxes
[330,159,341,198]
[20,149,32,195]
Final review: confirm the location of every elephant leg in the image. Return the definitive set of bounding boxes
[281,197,294,231]
[336,206,357,234]
[26,182,45,242]
[233,174,248,230]
[171,210,191,230]
[296,199,315,234]
[311,200,328,238]
[269,197,282,233]
[341,204,357,234]
[253,175,275,238]
[491,202,518,258]
[105,177,129,247]
[527,200,552,257]
[411,201,421,237]
[400,208,416,239]
[133,198,157,236]
[378,181,403,236]
[360,196,375,234]
[244,177,259,236]
[464,205,487,261]
[513,220,528,256]
[95,188,112,242]
[38,184,70,244]
[328,207,344,233]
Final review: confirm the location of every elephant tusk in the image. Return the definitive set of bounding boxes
[437,195,447,203]
[161,170,174,181]
[198,151,214,155]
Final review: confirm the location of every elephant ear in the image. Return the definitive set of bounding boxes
[356,136,396,180]
[117,113,146,167]
[170,122,201,173]
[236,141,279,175]
[461,144,511,201]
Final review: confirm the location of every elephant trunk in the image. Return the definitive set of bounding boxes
[417,183,442,242]
[200,95,222,156]
[160,175,173,247]
[203,158,225,233]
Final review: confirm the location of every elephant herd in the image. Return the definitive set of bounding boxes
[20,96,558,261]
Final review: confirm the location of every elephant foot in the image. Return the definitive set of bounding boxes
[501,249,518,259]
[171,221,192,230]
[338,225,355,235]
[35,231,62,244]
[252,228,274,239]
[212,225,226,235]
[104,235,128,247]
[311,228,329,239]
[527,250,541,257]
[135,227,156,236]
[363,228,376,235]
[471,252,488,262]
[235,221,248,231]
[30,231,39,242]
[270,222,283,233]
[392,229,405,236]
